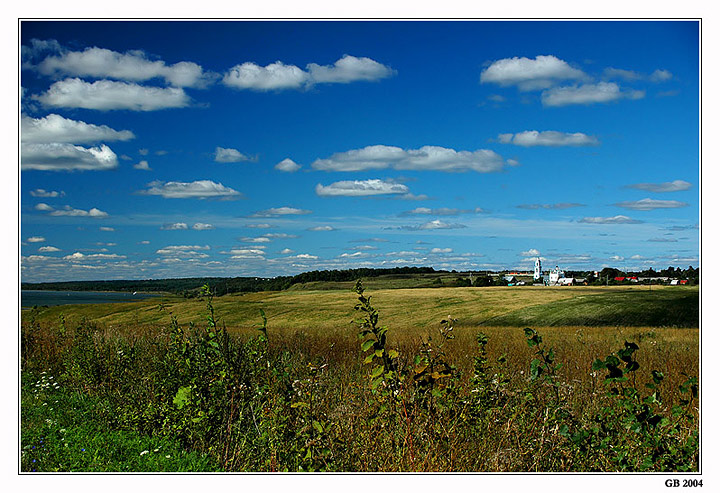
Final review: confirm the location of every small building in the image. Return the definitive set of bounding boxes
[548,266,565,285]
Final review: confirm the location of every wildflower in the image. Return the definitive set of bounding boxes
[140,450,149,456]
[153,448,159,452]
[81,448,85,452]
[165,455,171,459]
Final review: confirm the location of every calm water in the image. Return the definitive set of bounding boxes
[22,290,161,308]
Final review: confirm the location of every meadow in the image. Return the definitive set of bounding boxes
[20,283,699,472]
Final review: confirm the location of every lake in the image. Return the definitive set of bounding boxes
[22,290,161,308]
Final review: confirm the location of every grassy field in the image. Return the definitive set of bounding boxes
[21,283,699,472]
[23,284,699,334]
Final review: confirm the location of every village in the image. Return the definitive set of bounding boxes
[469,258,696,287]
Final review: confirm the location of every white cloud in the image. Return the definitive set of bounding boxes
[246,223,272,229]
[279,248,295,254]
[312,145,506,173]
[36,46,215,88]
[38,246,60,252]
[134,160,151,170]
[498,130,599,147]
[294,254,319,260]
[156,245,210,258]
[252,206,312,217]
[625,180,692,193]
[431,248,453,254]
[542,82,644,107]
[388,219,468,231]
[34,78,191,111]
[316,179,409,197]
[192,223,215,230]
[603,67,643,81]
[307,55,395,83]
[480,55,586,91]
[610,255,625,261]
[22,142,118,171]
[214,147,253,163]
[63,252,126,261]
[517,203,585,210]
[99,227,114,231]
[578,215,643,224]
[521,249,541,257]
[161,222,188,230]
[47,205,108,217]
[139,240,150,244]
[35,203,54,211]
[140,180,242,199]
[275,158,301,172]
[262,233,298,239]
[222,55,394,91]
[30,188,64,197]
[307,225,335,231]
[223,61,309,90]
[156,245,209,252]
[241,237,272,243]
[27,236,46,243]
[650,69,673,82]
[21,114,135,144]
[613,198,688,211]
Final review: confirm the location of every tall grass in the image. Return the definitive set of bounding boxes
[20,283,699,472]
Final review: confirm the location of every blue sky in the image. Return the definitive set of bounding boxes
[20,20,700,282]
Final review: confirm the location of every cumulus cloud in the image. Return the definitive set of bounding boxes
[222,55,394,91]
[316,179,409,197]
[401,207,485,216]
[293,254,319,260]
[22,142,118,171]
[133,160,151,170]
[223,61,309,90]
[155,245,210,258]
[38,246,61,252]
[613,198,688,211]
[602,67,643,81]
[35,45,216,88]
[99,227,115,231]
[387,219,468,231]
[139,180,242,199]
[578,215,643,224]
[251,206,312,217]
[275,158,301,172]
[192,223,215,230]
[431,247,453,254]
[161,222,188,230]
[625,180,692,193]
[497,130,599,147]
[21,113,135,144]
[48,205,109,217]
[521,249,541,257]
[30,188,64,197]
[34,203,54,211]
[279,248,295,254]
[214,147,253,163]
[517,203,585,210]
[312,145,506,173]
[480,55,586,91]
[306,55,395,83]
[246,223,272,229]
[542,82,644,107]
[34,78,191,111]
[27,236,46,243]
[307,226,335,231]
[650,69,673,82]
